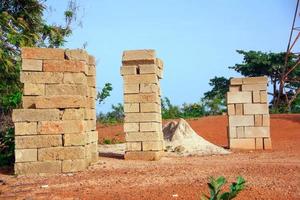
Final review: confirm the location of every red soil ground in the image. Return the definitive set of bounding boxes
[0,114,299,200]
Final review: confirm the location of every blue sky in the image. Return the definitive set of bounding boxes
[46,0,296,113]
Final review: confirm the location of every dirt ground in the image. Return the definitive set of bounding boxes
[0,114,299,200]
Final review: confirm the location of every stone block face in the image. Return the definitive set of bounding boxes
[62,159,87,172]
[120,66,137,75]
[15,135,62,149]
[15,122,37,135]
[139,64,157,74]
[38,146,85,161]
[244,127,270,138]
[124,103,140,113]
[140,83,158,93]
[22,47,65,60]
[22,96,37,109]
[123,74,158,84]
[227,76,271,150]
[142,141,164,151]
[262,115,270,126]
[242,84,266,91]
[243,104,268,115]
[235,104,243,115]
[124,93,159,103]
[86,131,98,143]
[260,91,268,103]
[124,84,139,94]
[228,127,237,138]
[13,109,60,122]
[229,86,241,92]
[122,50,156,65]
[140,122,161,132]
[229,116,254,127]
[63,73,86,84]
[46,84,86,96]
[124,151,163,161]
[84,109,96,120]
[227,104,235,115]
[15,161,62,175]
[43,60,85,72]
[63,109,85,120]
[125,113,161,123]
[124,123,139,132]
[230,138,256,149]
[21,72,63,84]
[242,76,268,84]
[140,103,160,113]
[15,149,37,162]
[23,83,45,96]
[227,92,252,104]
[13,47,98,174]
[35,96,86,108]
[126,132,163,142]
[126,142,142,151]
[255,138,264,150]
[252,91,260,103]
[64,133,86,146]
[230,78,243,85]
[22,59,43,71]
[65,49,89,61]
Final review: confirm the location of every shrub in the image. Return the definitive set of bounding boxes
[201,176,246,200]
[97,103,124,125]
[0,128,15,166]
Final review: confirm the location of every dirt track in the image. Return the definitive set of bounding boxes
[0,114,299,200]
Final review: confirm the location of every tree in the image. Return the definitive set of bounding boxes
[202,76,229,115]
[229,50,299,112]
[97,83,113,105]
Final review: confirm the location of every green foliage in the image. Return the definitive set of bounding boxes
[204,76,229,100]
[97,83,113,105]
[161,97,206,119]
[161,97,182,119]
[97,103,124,124]
[202,76,229,115]
[201,176,246,200]
[103,138,112,144]
[181,103,206,118]
[0,128,15,166]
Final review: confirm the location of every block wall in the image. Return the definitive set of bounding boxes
[121,50,164,160]
[13,48,98,174]
[227,76,272,150]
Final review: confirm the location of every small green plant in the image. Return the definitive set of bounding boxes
[201,176,246,200]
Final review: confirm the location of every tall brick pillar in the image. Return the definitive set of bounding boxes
[227,76,272,150]
[13,48,98,174]
[120,50,164,160]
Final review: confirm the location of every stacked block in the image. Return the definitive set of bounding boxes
[13,48,98,174]
[227,76,272,150]
[121,50,164,160]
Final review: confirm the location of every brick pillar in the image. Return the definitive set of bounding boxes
[121,50,164,160]
[13,48,98,174]
[227,76,272,150]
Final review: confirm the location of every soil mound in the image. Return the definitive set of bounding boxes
[163,118,230,155]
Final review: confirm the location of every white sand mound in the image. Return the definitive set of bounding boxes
[163,118,230,156]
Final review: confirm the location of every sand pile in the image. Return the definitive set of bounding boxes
[98,118,230,157]
[163,118,230,156]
